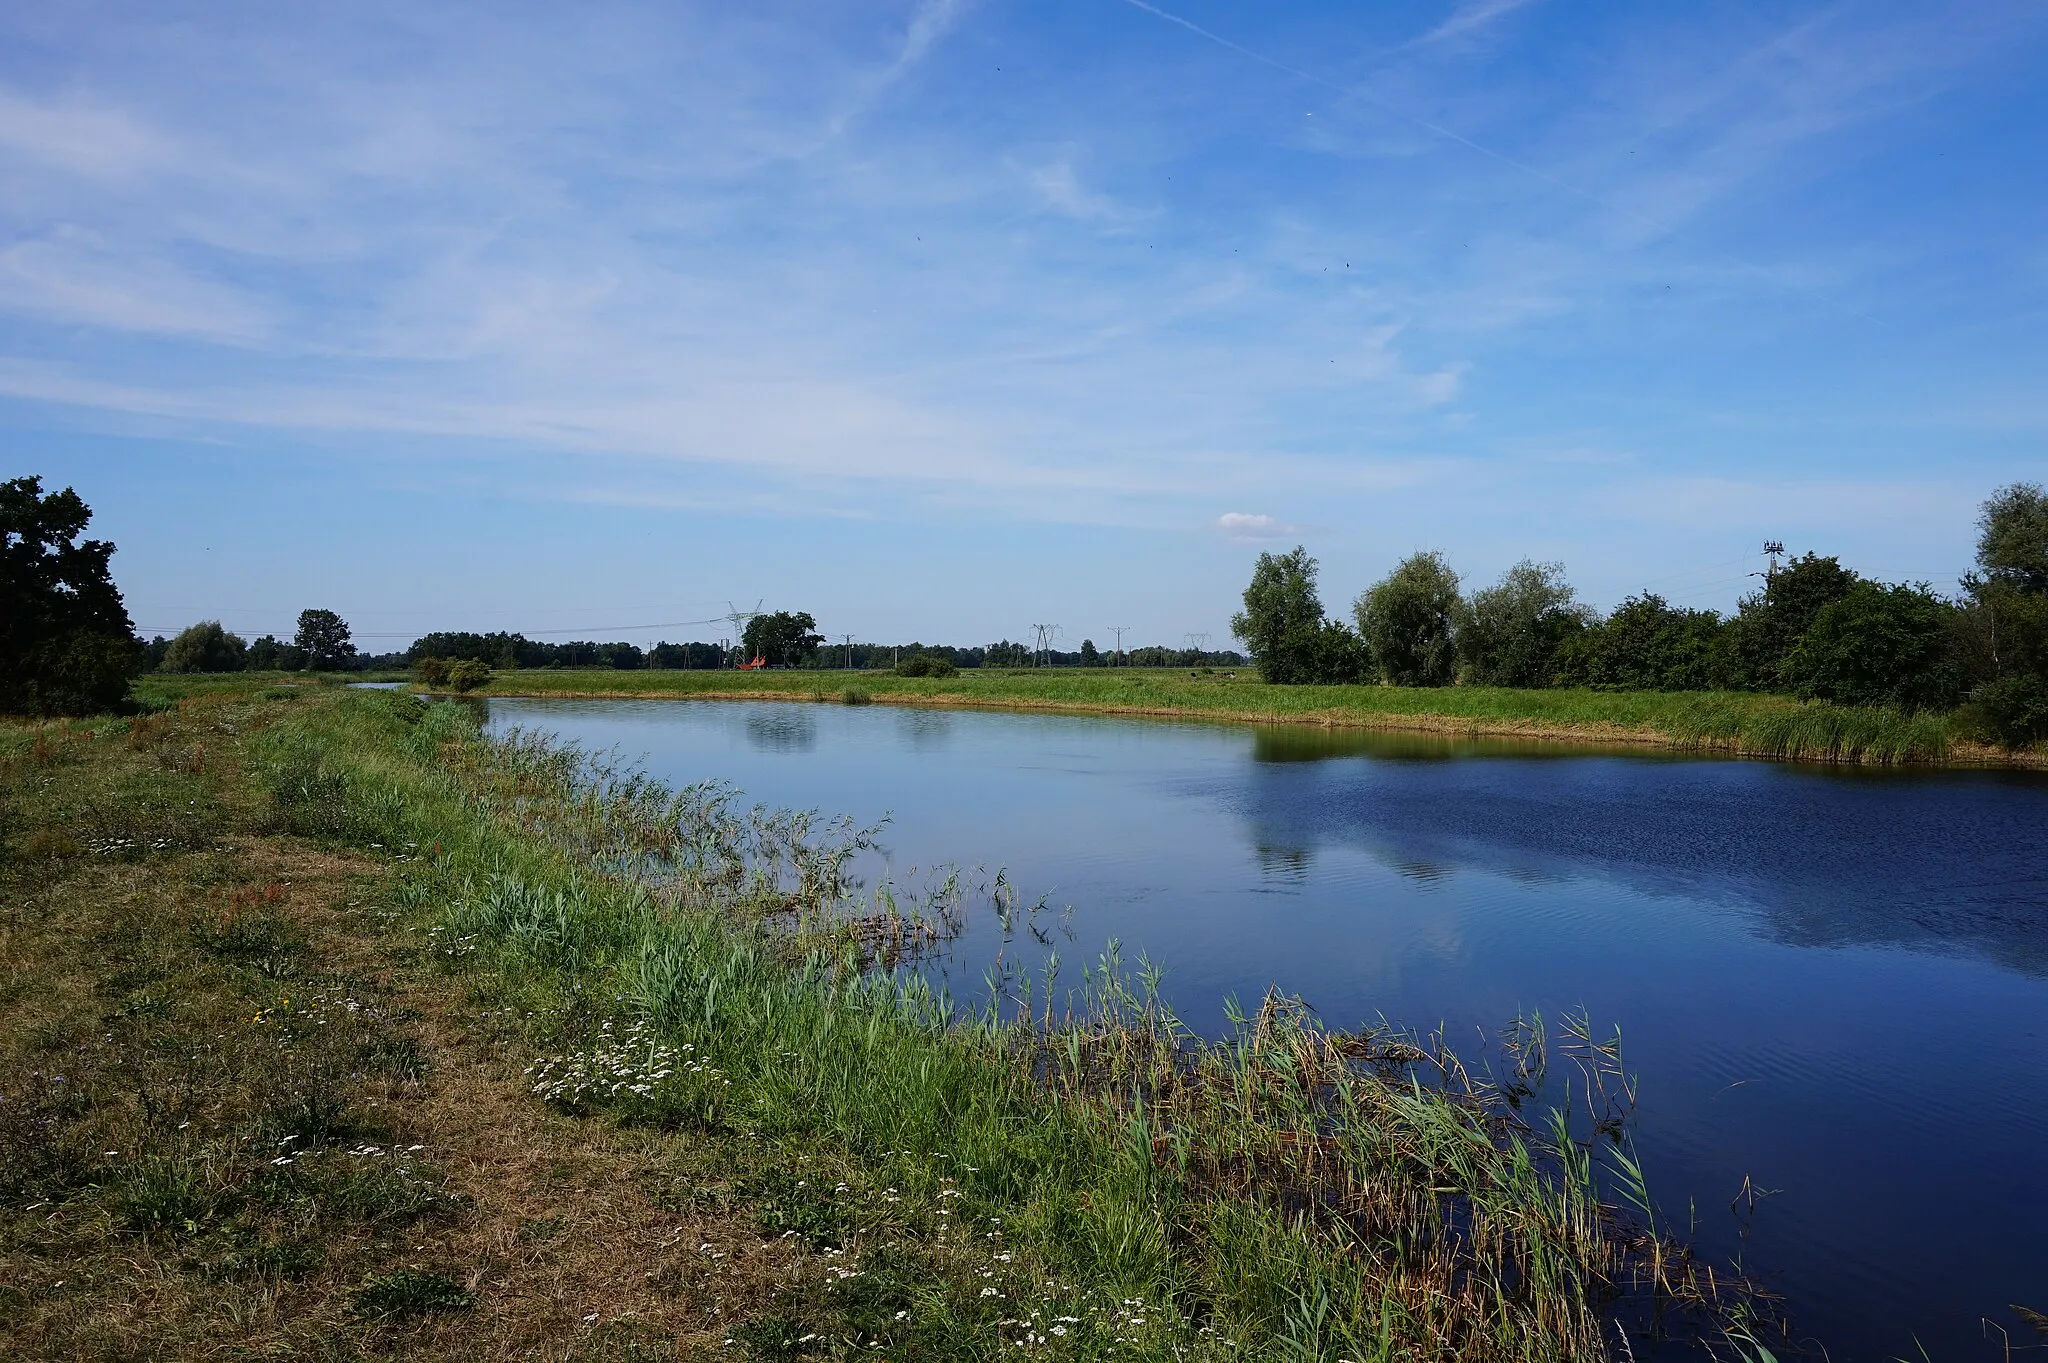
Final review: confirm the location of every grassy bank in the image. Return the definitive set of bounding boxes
[2,680,1777,1360]
[466,667,2008,766]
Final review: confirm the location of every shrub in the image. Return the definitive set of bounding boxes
[1724,553,1859,690]
[894,654,957,678]
[412,656,452,688]
[160,620,248,673]
[1555,593,1726,691]
[1780,581,1963,711]
[445,659,493,693]
[1972,674,2048,749]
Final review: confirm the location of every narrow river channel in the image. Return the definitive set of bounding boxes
[484,695,2048,1359]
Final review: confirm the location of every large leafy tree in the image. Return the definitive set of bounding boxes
[293,608,357,670]
[162,620,249,673]
[1962,483,2048,746]
[0,476,141,714]
[1354,551,1462,687]
[742,610,823,667]
[1232,547,1353,684]
[1726,552,1860,691]
[1459,560,1590,687]
[1975,482,2048,595]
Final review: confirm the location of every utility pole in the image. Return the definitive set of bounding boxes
[1109,625,1130,668]
[1763,540,1785,577]
[1184,632,1210,665]
[841,634,855,671]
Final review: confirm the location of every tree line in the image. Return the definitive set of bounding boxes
[1232,483,2048,745]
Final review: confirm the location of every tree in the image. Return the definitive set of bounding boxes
[294,609,357,671]
[985,640,1031,668]
[1724,552,1859,691]
[742,611,823,667]
[1,476,141,715]
[1231,547,1332,685]
[1975,482,2048,595]
[246,635,285,670]
[1780,581,1962,711]
[445,658,493,693]
[1079,638,1101,667]
[161,620,249,673]
[1459,560,1591,687]
[1554,593,1727,691]
[1354,551,1462,687]
[413,656,452,688]
[1299,619,1372,685]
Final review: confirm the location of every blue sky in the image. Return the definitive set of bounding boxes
[6,0,2046,650]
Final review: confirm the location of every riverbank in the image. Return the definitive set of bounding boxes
[464,667,2038,767]
[1,678,1769,1360]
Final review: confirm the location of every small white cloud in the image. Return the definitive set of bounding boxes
[1214,511,1299,541]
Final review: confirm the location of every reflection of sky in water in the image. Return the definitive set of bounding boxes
[487,697,2048,1361]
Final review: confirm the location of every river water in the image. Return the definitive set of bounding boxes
[483,695,2048,1359]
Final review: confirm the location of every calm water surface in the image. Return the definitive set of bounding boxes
[485,696,2048,1359]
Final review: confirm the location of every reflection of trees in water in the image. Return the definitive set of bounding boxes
[1236,751,2048,977]
[1253,839,1314,883]
[1249,724,1633,765]
[1392,859,1450,884]
[745,710,818,753]
[895,709,955,749]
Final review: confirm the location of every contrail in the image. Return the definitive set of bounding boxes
[1113,0,1887,327]
[1114,0,1632,222]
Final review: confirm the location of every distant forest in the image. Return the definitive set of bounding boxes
[386,631,1243,672]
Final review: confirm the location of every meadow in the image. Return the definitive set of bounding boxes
[469,666,1998,767]
[0,676,1782,1360]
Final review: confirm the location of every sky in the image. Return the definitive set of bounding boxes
[6,0,2047,651]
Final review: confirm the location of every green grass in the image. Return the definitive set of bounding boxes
[265,686,1774,1357]
[5,681,1792,1358]
[457,666,1980,765]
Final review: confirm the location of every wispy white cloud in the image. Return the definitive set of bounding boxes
[0,229,269,341]
[1409,0,1542,50]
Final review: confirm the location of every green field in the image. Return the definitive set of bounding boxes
[1,678,1777,1359]
[465,666,2006,766]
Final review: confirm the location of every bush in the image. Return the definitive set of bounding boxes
[1554,593,1726,691]
[1972,674,2048,749]
[894,654,957,678]
[445,659,493,693]
[1780,581,1963,711]
[412,656,452,688]
[160,621,248,673]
